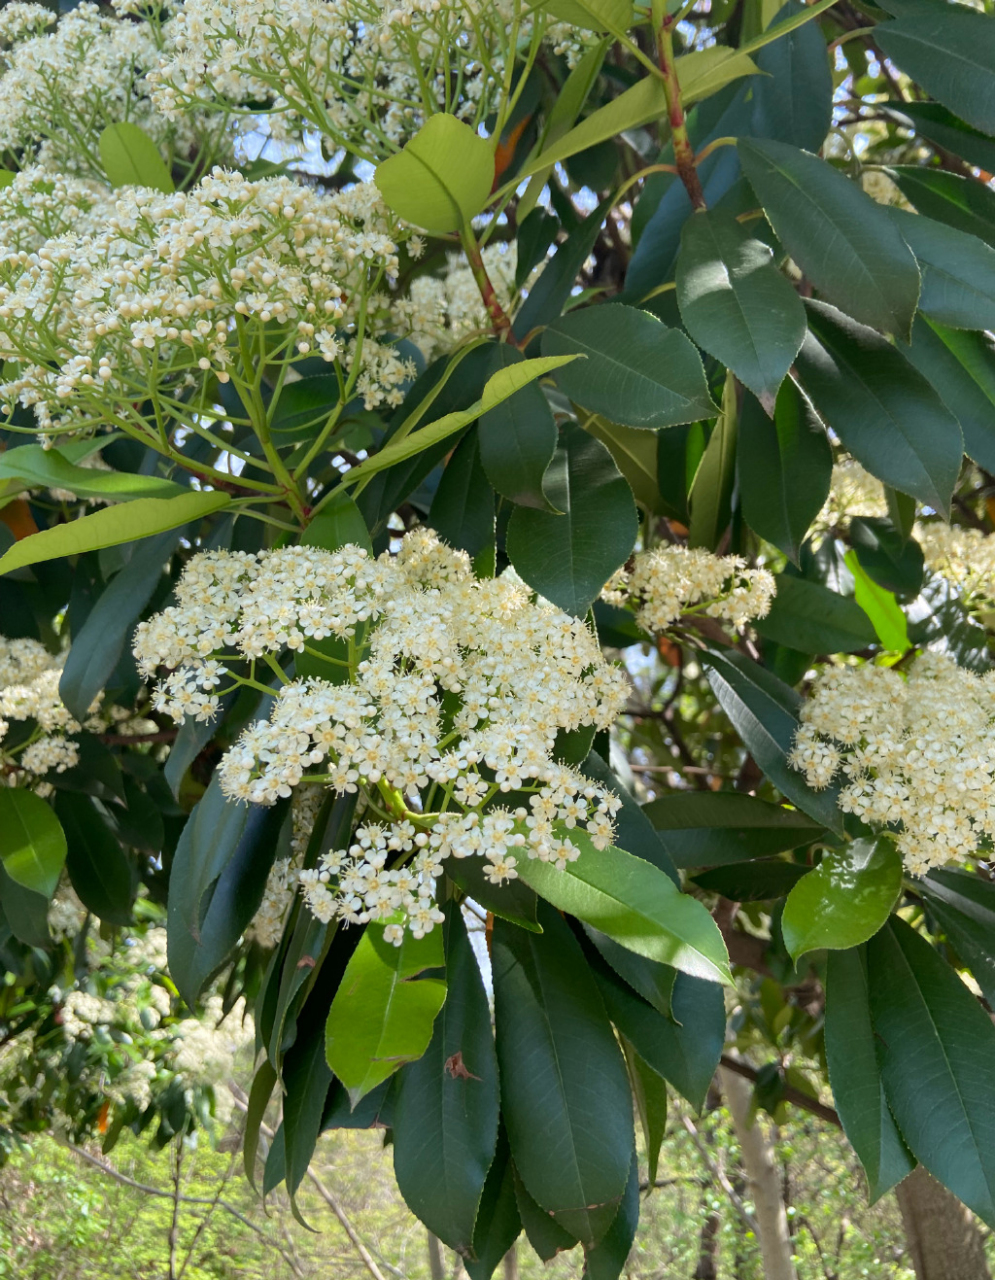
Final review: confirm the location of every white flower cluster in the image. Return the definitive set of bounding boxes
[396,243,520,362]
[47,879,87,942]
[149,0,590,159]
[172,995,253,1123]
[789,652,995,875]
[0,167,112,255]
[135,529,628,940]
[0,2,222,180]
[0,638,85,786]
[0,169,413,440]
[815,460,888,532]
[609,546,776,634]
[916,522,995,617]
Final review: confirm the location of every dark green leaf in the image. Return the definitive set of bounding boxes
[891,102,995,174]
[642,791,826,868]
[754,574,876,654]
[868,918,995,1227]
[513,1167,578,1260]
[876,10,995,137]
[850,517,924,599]
[738,382,832,564]
[621,1037,668,1185]
[393,904,499,1255]
[301,489,373,555]
[0,860,50,948]
[889,208,995,331]
[167,776,288,1007]
[0,788,66,899]
[516,832,731,985]
[59,529,178,721]
[703,649,844,832]
[781,838,902,963]
[56,793,134,926]
[921,868,995,1008]
[513,196,613,339]
[444,857,541,932]
[269,376,343,440]
[901,317,995,475]
[493,904,633,1246]
[582,1152,639,1280]
[462,1127,521,1280]
[322,1078,394,1132]
[677,210,806,410]
[691,859,808,901]
[478,346,558,511]
[581,417,661,515]
[582,924,676,1016]
[688,377,737,552]
[750,0,833,153]
[541,304,717,429]
[886,167,995,250]
[825,947,914,1201]
[429,427,496,553]
[243,1059,278,1191]
[795,301,962,515]
[737,138,920,339]
[506,423,637,617]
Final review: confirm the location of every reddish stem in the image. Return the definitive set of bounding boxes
[657,21,706,212]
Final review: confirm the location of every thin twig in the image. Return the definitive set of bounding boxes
[718,1056,841,1129]
[680,1114,754,1232]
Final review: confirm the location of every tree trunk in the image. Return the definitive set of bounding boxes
[427,1232,446,1280]
[502,1243,519,1280]
[896,1168,992,1280]
[694,1208,721,1279]
[719,1066,798,1280]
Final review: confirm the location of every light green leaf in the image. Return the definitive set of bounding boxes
[343,355,576,487]
[375,115,494,233]
[844,550,910,654]
[0,171,16,190]
[98,122,174,193]
[301,489,373,555]
[516,832,732,985]
[737,0,840,54]
[0,490,231,576]
[542,303,717,428]
[0,788,67,900]
[541,0,632,31]
[738,138,921,340]
[781,838,902,963]
[0,444,184,503]
[325,924,447,1105]
[677,209,806,412]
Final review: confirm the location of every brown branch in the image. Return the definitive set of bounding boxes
[718,1056,841,1129]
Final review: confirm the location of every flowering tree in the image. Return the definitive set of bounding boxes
[1,0,995,1274]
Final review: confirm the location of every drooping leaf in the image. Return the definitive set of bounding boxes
[737,382,832,564]
[781,838,902,963]
[428,427,496,553]
[243,1059,278,1191]
[749,0,833,153]
[901,317,995,475]
[506,422,637,617]
[56,793,134,926]
[825,947,914,1202]
[849,517,924,600]
[542,304,716,429]
[868,917,995,1227]
[921,868,995,1008]
[516,832,732,985]
[375,115,494,233]
[876,9,995,137]
[703,649,844,833]
[754,573,875,655]
[844,550,910,654]
[99,122,174,192]
[642,791,826,869]
[324,923,447,1105]
[621,1037,668,1185]
[582,1153,639,1280]
[59,529,178,721]
[0,860,50,948]
[513,1168,578,1261]
[393,904,499,1256]
[0,788,66,899]
[794,301,963,515]
[462,1128,522,1280]
[0,491,231,577]
[889,208,995,331]
[738,138,920,339]
[492,904,634,1247]
[676,209,806,411]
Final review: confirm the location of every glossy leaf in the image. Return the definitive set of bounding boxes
[542,304,716,429]
[738,138,920,339]
[825,947,914,1202]
[782,838,902,963]
[704,649,844,832]
[513,197,612,339]
[393,904,499,1255]
[56,793,134,926]
[795,301,963,515]
[99,122,174,192]
[429,428,496,553]
[0,788,66,899]
[844,550,909,654]
[889,208,995,331]
[754,573,875,655]
[901,317,995,475]
[59,529,178,721]
[302,489,373,555]
[325,923,447,1105]
[0,491,231,577]
[737,382,832,564]
[750,0,833,153]
[375,115,494,233]
[492,904,634,1247]
[506,422,637,617]
[583,924,676,1017]
[541,0,632,31]
[677,210,806,410]
[921,868,995,1007]
[643,791,825,869]
[868,918,995,1227]
[0,861,50,948]
[876,9,995,137]
[849,517,924,599]
[886,166,995,250]
[516,832,732,985]
[0,446,183,503]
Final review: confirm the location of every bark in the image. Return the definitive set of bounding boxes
[502,1243,519,1280]
[719,1066,798,1280]
[694,1209,721,1279]
[427,1232,446,1280]
[896,1168,992,1280]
